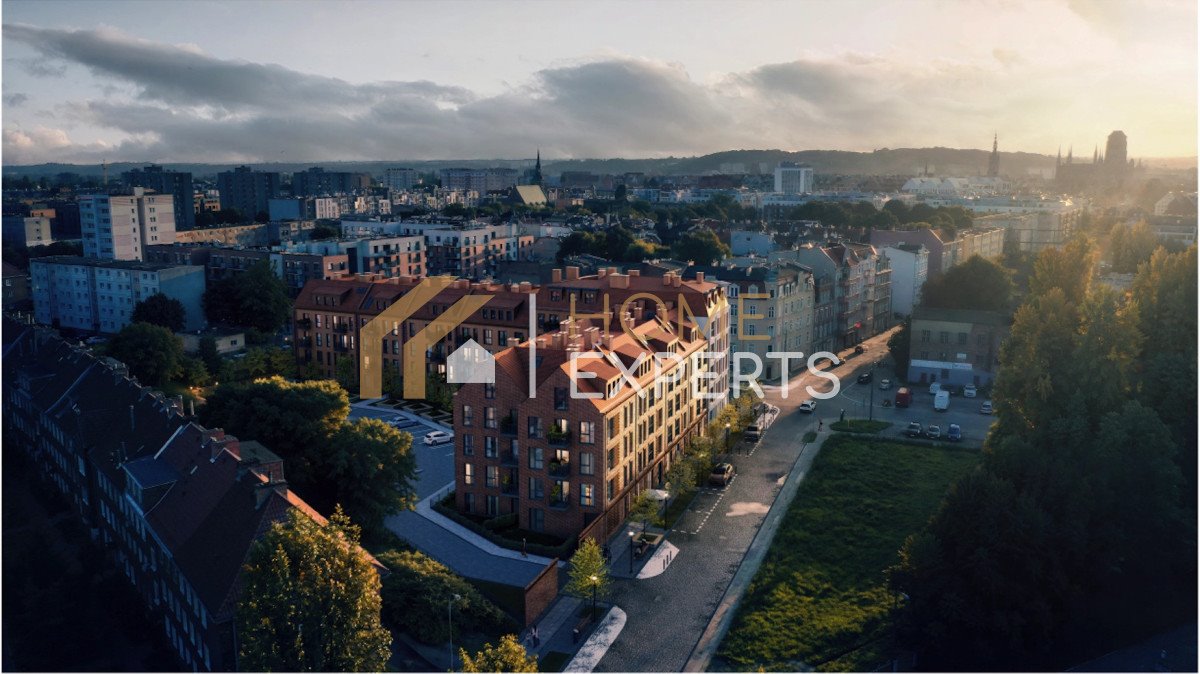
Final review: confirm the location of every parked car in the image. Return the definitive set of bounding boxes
[423,430,453,446]
[947,423,962,442]
[906,421,924,437]
[744,419,763,443]
[926,424,942,440]
[894,387,913,408]
[928,382,941,395]
[963,384,978,398]
[709,463,735,487]
[854,345,866,355]
[980,400,994,415]
[798,400,817,413]
[934,390,950,412]
[857,372,873,384]
[879,378,892,390]
[85,335,108,345]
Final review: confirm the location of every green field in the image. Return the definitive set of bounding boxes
[716,434,979,671]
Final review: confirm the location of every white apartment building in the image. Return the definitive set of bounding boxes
[774,162,814,194]
[80,188,177,261]
[30,256,206,334]
[879,244,929,317]
[2,216,54,248]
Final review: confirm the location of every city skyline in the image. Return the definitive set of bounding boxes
[2,0,1197,164]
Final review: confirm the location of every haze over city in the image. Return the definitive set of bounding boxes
[2,0,1197,164]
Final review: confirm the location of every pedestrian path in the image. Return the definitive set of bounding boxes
[412,484,559,567]
[636,540,679,579]
[564,607,627,673]
[523,596,583,656]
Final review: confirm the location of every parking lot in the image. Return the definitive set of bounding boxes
[348,405,455,499]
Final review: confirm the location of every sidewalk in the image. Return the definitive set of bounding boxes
[682,427,832,672]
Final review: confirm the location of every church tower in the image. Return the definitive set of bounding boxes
[532,148,543,186]
[987,134,1000,177]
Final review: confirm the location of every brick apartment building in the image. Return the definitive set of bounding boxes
[2,318,372,671]
[453,306,720,542]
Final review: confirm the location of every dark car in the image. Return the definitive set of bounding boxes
[906,421,923,437]
[947,424,962,442]
[854,345,866,355]
[709,463,735,487]
[857,372,873,384]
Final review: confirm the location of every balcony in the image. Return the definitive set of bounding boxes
[500,477,519,496]
[548,460,571,478]
[500,451,519,467]
[549,492,569,510]
[499,414,517,436]
[296,318,312,329]
[547,428,570,447]
[334,323,350,333]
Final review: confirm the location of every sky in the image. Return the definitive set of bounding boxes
[1,0,1196,164]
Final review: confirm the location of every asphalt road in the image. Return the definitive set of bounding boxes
[595,329,900,672]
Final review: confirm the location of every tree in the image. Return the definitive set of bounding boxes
[671,228,729,265]
[178,355,211,388]
[325,418,418,539]
[237,508,391,672]
[626,491,662,532]
[1028,235,1097,305]
[459,635,538,673]
[107,322,184,386]
[309,224,340,241]
[198,335,223,374]
[131,293,187,332]
[886,317,911,379]
[565,538,610,617]
[334,354,359,393]
[377,549,506,645]
[202,261,290,332]
[1110,220,1161,273]
[920,255,1013,311]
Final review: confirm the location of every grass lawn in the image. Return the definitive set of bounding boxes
[829,419,891,433]
[716,434,979,672]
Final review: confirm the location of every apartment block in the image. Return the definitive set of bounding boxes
[145,243,349,297]
[385,167,419,191]
[30,256,205,333]
[870,226,1004,276]
[2,215,54,248]
[80,188,177,261]
[782,242,884,349]
[216,166,281,219]
[123,165,196,229]
[440,168,519,193]
[2,320,372,672]
[879,244,929,317]
[453,307,718,541]
[268,197,341,221]
[290,167,371,196]
[908,307,1011,387]
[175,223,270,247]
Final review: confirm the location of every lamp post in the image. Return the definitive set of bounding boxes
[628,530,635,574]
[590,574,598,619]
[868,366,876,422]
[724,422,731,453]
[448,593,461,671]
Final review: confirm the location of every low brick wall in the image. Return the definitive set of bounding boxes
[523,558,560,627]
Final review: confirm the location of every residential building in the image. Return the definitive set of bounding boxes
[31,256,205,333]
[145,243,349,297]
[278,236,424,278]
[453,305,718,542]
[440,168,519,193]
[2,319,376,672]
[1153,191,1197,216]
[3,215,54,248]
[3,261,30,309]
[774,162,814,194]
[290,167,372,197]
[871,252,893,335]
[365,220,533,279]
[80,188,177,261]
[268,197,341,221]
[175,223,270,247]
[783,242,882,349]
[123,165,196,229]
[870,226,1005,276]
[216,166,281,219]
[384,168,420,191]
[729,229,778,256]
[879,244,928,317]
[1148,216,1198,247]
[908,307,1010,387]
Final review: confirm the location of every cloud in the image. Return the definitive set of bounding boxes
[3,92,29,107]
[6,56,67,78]
[0,20,1194,163]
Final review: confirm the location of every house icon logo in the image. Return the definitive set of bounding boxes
[446,339,496,384]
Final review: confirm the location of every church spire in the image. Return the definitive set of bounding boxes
[532,148,543,186]
[987,133,1000,177]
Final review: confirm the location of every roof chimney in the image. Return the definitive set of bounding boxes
[598,268,608,278]
[628,269,640,277]
[552,268,563,283]
[695,271,705,283]
[566,266,580,281]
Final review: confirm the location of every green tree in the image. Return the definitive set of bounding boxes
[326,418,418,538]
[565,539,611,617]
[202,261,290,332]
[671,228,730,265]
[178,354,211,388]
[237,508,391,672]
[886,317,911,379]
[920,255,1013,311]
[1110,220,1161,273]
[1028,235,1097,304]
[198,335,223,374]
[377,549,506,645]
[107,322,184,386]
[334,354,359,393]
[459,635,538,673]
[626,491,662,532]
[131,292,187,332]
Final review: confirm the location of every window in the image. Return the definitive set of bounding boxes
[484,436,497,458]
[528,416,542,438]
[940,331,950,344]
[462,434,474,456]
[486,466,498,488]
[580,483,595,507]
[580,452,595,476]
[529,447,544,470]
[486,495,499,516]
[529,508,544,532]
[462,405,473,427]
[957,332,968,345]
[484,383,495,399]
[921,329,931,343]
[485,407,498,429]
[579,421,595,445]
[463,463,474,485]
[554,387,569,410]
[528,477,544,499]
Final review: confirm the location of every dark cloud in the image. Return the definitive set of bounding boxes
[3,92,29,107]
[2,22,1042,163]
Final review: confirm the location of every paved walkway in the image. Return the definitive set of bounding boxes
[565,607,627,673]
[683,428,830,671]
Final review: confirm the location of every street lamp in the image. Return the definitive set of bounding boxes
[590,574,599,619]
[448,593,461,671]
[627,530,635,574]
[724,422,731,453]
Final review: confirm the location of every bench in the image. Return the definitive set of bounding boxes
[634,540,650,559]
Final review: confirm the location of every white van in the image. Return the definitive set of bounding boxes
[934,390,950,412]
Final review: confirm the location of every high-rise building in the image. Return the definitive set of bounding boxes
[1105,130,1128,170]
[80,188,177,261]
[440,168,519,193]
[122,165,196,229]
[773,162,813,194]
[384,168,419,191]
[290,167,372,196]
[216,166,281,219]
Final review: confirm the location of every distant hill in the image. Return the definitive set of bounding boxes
[3,147,1189,181]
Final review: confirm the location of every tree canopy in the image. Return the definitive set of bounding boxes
[671,228,730,265]
[202,260,291,332]
[237,508,391,672]
[376,549,507,645]
[107,322,184,386]
[131,293,187,332]
[459,635,538,673]
[920,255,1013,312]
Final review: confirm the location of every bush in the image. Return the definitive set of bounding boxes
[377,549,509,645]
[433,500,575,559]
[483,513,518,531]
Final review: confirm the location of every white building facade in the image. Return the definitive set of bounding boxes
[879,244,928,317]
[80,188,177,261]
